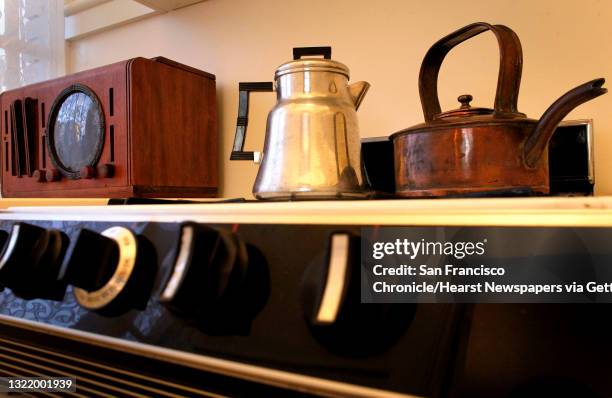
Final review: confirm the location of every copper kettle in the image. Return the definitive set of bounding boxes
[391,22,607,197]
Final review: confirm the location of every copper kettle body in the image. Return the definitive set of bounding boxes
[391,22,607,197]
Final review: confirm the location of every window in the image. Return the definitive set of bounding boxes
[0,0,64,91]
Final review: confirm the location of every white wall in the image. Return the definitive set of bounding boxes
[68,0,612,198]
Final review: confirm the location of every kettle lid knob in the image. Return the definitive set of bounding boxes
[458,94,473,108]
[433,93,494,120]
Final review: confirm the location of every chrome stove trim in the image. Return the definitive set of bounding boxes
[0,336,223,397]
[0,314,421,398]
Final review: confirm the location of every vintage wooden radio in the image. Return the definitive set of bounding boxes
[0,57,217,198]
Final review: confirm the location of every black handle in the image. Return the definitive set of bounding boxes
[293,46,332,60]
[230,82,274,161]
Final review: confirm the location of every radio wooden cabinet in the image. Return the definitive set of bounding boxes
[0,57,218,198]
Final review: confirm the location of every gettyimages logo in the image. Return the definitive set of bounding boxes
[371,238,488,261]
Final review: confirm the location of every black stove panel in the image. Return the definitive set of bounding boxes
[0,220,464,397]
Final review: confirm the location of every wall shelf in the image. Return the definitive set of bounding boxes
[64,0,205,40]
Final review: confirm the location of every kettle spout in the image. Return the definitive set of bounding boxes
[524,78,607,168]
[348,81,370,110]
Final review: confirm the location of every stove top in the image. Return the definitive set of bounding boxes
[2,196,612,226]
[0,198,611,397]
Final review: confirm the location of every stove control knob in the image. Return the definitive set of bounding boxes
[301,232,414,356]
[59,226,157,316]
[0,229,9,294]
[0,223,68,300]
[0,230,8,252]
[159,223,268,334]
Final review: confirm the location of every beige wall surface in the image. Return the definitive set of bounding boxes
[68,0,612,199]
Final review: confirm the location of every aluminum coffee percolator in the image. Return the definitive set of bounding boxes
[230,47,370,200]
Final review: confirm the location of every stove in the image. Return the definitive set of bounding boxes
[0,199,612,397]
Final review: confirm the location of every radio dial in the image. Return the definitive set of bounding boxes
[60,226,156,316]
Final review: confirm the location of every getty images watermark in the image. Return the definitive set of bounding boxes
[361,226,612,303]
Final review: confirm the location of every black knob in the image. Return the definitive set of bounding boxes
[60,229,119,291]
[60,226,157,316]
[0,230,9,294]
[0,223,68,300]
[301,232,415,357]
[159,223,269,335]
[0,230,8,250]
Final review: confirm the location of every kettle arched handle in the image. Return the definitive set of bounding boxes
[230,82,274,162]
[419,22,522,122]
